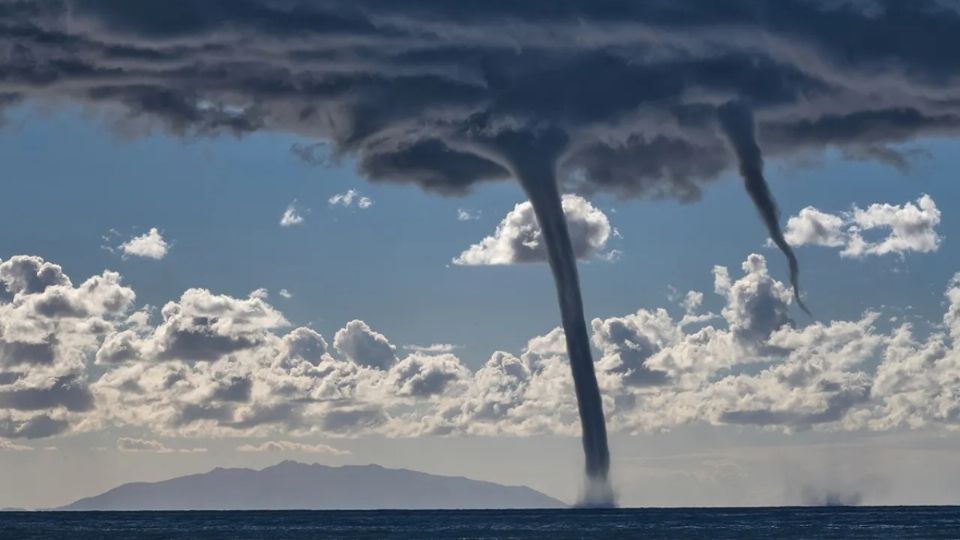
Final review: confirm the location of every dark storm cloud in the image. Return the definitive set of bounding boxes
[358,139,510,196]
[2,1,959,198]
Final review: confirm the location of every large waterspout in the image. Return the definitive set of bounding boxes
[475,130,614,506]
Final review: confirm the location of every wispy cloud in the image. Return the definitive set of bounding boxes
[237,441,349,455]
[117,437,206,453]
[0,440,31,451]
[280,200,306,227]
[329,190,373,210]
[457,209,481,221]
[403,343,461,354]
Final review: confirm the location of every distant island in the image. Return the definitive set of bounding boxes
[58,461,565,510]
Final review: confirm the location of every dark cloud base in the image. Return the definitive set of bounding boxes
[2,1,958,197]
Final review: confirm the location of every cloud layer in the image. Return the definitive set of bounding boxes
[3,252,960,444]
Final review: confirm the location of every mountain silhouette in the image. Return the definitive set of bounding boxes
[59,461,565,510]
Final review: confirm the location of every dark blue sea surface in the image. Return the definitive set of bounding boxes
[2,507,959,539]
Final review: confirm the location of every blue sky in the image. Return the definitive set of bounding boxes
[3,104,957,367]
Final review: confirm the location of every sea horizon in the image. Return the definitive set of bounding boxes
[4,507,960,539]
[7,504,960,512]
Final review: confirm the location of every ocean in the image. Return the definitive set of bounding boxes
[2,507,959,539]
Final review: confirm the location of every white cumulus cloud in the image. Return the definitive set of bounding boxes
[120,228,169,260]
[783,195,942,258]
[333,320,397,369]
[783,207,847,248]
[0,255,135,440]
[453,195,615,265]
[280,200,305,227]
[4,251,960,446]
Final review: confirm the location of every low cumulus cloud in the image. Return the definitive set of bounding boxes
[333,320,397,369]
[2,252,960,444]
[0,439,30,451]
[280,201,306,227]
[120,228,169,260]
[783,195,942,258]
[454,195,615,265]
[0,255,134,439]
[388,353,470,398]
[237,440,349,455]
[328,190,373,210]
[117,437,206,453]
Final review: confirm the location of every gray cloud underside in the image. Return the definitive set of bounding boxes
[2,1,960,199]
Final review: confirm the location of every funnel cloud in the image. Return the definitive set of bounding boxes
[718,102,810,315]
